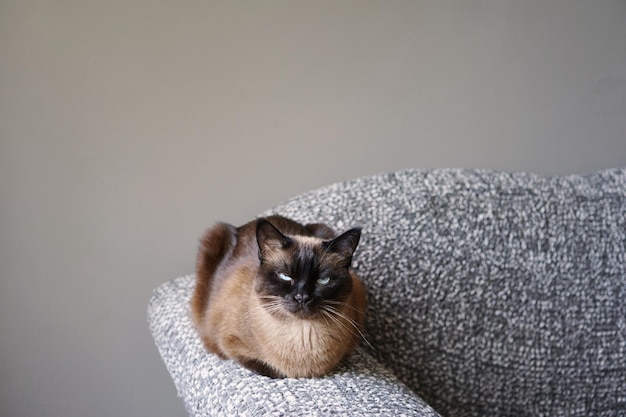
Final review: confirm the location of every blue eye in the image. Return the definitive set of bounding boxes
[277,273,292,282]
[317,276,331,285]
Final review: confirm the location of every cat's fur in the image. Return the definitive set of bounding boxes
[190,215,367,378]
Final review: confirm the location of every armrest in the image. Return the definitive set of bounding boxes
[148,275,441,417]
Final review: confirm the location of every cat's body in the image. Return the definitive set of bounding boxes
[191,215,367,378]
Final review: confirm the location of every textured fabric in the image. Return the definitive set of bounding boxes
[149,167,626,417]
[148,275,441,417]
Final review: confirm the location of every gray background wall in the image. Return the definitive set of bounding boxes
[1,1,625,416]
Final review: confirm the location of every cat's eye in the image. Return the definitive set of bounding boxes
[317,276,331,285]
[277,273,292,282]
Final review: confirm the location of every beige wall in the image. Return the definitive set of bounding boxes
[1,1,625,416]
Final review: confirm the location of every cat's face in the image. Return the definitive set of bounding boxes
[255,219,361,320]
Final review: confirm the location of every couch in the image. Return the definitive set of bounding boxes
[148,167,626,416]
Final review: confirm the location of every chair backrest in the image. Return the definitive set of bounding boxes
[269,168,626,417]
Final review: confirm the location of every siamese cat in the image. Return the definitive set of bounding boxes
[191,215,367,378]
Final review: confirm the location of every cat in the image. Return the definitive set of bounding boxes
[190,215,367,378]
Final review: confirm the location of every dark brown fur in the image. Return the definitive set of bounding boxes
[190,215,367,378]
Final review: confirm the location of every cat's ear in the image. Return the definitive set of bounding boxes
[325,227,361,265]
[256,218,291,261]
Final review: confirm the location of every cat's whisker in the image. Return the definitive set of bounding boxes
[322,305,375,351]
[243,298,285,321]
[317,311,345,342]
[326,299,367,315]
[260,302,284,315]
[319,309,353,339]
[263,301,294,319]
[321,307,360,341]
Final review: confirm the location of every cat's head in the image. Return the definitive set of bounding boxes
[254,218,361,320]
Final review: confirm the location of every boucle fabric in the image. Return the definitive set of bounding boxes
[148,167,626,417]
[148,275,440,417]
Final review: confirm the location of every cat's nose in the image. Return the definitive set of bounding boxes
[294,293,311,305]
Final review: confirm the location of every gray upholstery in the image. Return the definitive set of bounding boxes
[148,167,626,417]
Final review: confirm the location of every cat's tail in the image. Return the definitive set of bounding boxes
[190,222,237,324]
